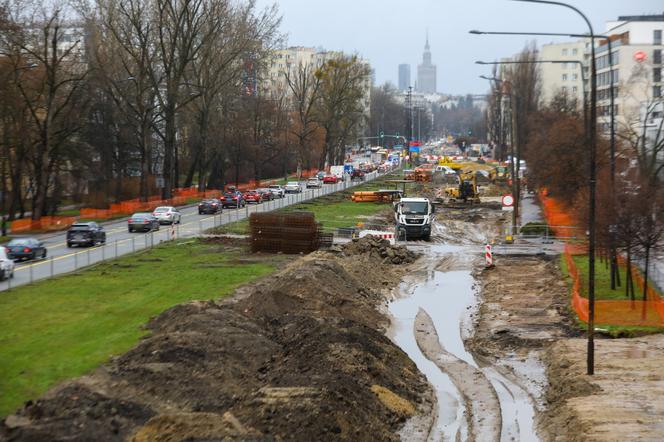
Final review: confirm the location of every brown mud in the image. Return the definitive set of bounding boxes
[471,251,664,441]
[1,237,433,441]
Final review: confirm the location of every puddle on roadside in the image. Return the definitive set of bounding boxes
[390,243,539,442]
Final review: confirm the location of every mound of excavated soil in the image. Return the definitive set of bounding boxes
[342,235,418,265]
[2,249,431,441]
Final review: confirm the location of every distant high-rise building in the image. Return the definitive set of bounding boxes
[398,64,411,90]
[417,33,437,94]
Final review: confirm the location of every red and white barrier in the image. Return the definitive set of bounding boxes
[485,244,493,267]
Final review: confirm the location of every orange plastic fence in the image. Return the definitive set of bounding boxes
[10,216,78,233]
[542,191,664,327]
[539,190,584,239]
[11,168,321,233]
[564,245,664,327]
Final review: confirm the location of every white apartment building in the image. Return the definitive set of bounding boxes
[539,40,585,104]
[261,46,372,123]
[595,14,663,134]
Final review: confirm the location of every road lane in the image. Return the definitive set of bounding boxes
[1,171,384,291]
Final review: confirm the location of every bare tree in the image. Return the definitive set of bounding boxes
[284,60,322,174]
[1,2,89,219]
[315,54,371,167]
[617,62,664,185]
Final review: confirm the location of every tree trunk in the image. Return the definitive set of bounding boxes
[642,245,651,321]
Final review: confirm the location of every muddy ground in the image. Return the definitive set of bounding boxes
[1,237,434,441]
[471,247,664,441]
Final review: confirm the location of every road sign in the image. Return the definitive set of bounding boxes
[634,50,646,62]
[485,244,493,267]
[502,194,514,211]
[380,131,384,138]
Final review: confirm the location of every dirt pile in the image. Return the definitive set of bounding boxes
[542,336,664,442]
[2,248,431,441]
[341,235,418,265]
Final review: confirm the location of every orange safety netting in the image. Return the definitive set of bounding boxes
[538,190,584,239]
[10,216,78,233]
[541,191,664,327]
[564,240,664,327]
[10,170,324,232]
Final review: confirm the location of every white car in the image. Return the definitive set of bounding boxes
[152,206,181,225]
[268,185,285,198]
[0,247,15,281]
[306,178,322,189]
[284,181,302,194]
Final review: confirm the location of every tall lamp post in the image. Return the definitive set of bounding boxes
[470,29,616,197]
[480,0,598,375]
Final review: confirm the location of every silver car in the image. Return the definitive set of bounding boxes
[0,247,15,281]
[152,206,181,225]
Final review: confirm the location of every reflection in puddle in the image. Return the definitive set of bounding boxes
[390,243,539,441]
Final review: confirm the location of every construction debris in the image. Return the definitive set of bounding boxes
[342,235,419,265]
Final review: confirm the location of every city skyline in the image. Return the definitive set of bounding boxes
[256,0,663,94]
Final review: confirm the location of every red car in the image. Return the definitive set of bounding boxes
[322,174,339,184]
[243,190,263,204]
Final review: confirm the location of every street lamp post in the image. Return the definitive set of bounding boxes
[469,29,616,191]
[513,0,598,375]
[479,75,521,236]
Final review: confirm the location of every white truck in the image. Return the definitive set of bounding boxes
[394,197,435,241]
[330,165,346,181]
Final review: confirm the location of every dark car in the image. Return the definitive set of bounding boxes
[243,190,263,204]
[6,238,47,261]
[67,222,106,248]
[198,199,222,214]
[221,191,246,208]
[256,188,274,201]
[128,213,160,233]
[351,169,365,181]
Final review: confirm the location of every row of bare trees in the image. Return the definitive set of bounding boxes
[489,44,664,302]
[0,0,371,222]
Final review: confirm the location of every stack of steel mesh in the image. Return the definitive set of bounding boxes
[250,211,329,254]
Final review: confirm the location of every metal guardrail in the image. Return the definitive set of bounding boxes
[0,168,394,291]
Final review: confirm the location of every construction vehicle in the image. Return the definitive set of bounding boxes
[443,170,481,203]
[394,197,435,241]
[437,156,463,170]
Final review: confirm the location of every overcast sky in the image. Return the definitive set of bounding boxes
[255,0,663,95]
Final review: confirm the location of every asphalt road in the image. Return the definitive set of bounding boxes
[1,170,384,291]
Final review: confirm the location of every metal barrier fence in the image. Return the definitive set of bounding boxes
[0,169,392,291]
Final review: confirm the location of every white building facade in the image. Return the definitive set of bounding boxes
[539,40,585,104]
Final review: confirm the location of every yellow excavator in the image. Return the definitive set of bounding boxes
[443,170,481,203]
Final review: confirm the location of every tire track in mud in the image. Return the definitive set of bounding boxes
[414,309,502,442]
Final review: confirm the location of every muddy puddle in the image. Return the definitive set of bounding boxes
[390,243,539,442]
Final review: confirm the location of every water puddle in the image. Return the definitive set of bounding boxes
[390,243,539,441]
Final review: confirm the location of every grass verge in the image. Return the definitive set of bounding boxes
[559,254,664,335]
[0,238,280,417]
[209,177,398,235]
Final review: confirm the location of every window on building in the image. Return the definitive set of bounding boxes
[562,86,567,93]
[572,48,578,55]
[655,30,662,45]
[562,48,568,55]
[654,85,662,98]
[655,68,662,83]
[572,73,578,81]
[655,49,662,64]
[562,74,568,81]
[572,86,578,94]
